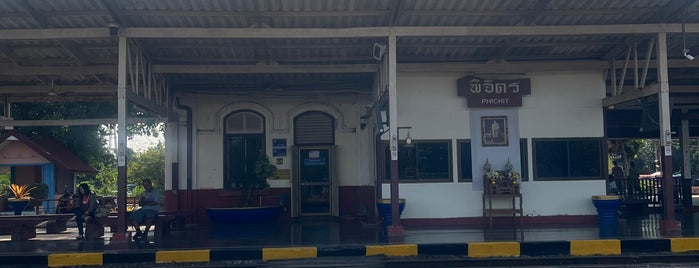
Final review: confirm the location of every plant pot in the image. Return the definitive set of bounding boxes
[591,195,622,226]
[7,198,30,215]
[376,198,406,227]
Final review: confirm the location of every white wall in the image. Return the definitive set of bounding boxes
[168,69,608,219]
[382,70,607,219]
[170,94,372,191]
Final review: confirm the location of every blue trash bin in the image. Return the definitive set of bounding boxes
[376,198,405,227]
[591,195,623,226]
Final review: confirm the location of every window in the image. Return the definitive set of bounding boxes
[457,140,473,182]
[533,138,602,181]
[224,111,265,189]
[380,140,452,182]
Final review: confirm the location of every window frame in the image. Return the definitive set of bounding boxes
[520,138,529,182]
[223,110,266,189]
[379,139,453,183]
[532,137,603,181]
[457,139,473,182]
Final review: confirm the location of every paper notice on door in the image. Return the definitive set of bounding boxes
[309,150,320,158]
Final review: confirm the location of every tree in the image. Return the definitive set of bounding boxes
[7,102,160,195]
[127,142,165,196]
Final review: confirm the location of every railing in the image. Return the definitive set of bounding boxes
[618,176,689,209]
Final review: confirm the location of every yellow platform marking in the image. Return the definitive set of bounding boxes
[156,250,210,263]
[671,238,699,253]
[366,244,418,257]
[468,242,520,258]
[48,253,102,267]
[570,239,620,256]
[262,247,317,261]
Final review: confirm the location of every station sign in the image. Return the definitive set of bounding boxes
[457,76,531,107]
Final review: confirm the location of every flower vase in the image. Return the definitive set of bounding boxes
[8,199,30,215]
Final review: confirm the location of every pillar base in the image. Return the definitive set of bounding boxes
[386,225,404,237]
[659,220,682,237]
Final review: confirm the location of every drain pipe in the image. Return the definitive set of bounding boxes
[175,98,193,213]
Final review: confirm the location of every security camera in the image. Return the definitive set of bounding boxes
[372,43,386,61]
[683,49,695,61]
[107,23,120,37]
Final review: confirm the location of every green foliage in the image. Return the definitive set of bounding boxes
[28,183,49,199]
[127,142,165,194]
[7,102,160,197]
[238,151,276,207]
[90,162,118,196]
[0,172,9,197]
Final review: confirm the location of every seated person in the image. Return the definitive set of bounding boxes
[73,183,98,239]
[129,179,161,241]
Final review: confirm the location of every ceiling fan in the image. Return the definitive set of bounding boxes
[46,80,75,97]
[47,79,58,96]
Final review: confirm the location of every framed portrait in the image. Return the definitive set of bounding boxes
[481,116,508,147]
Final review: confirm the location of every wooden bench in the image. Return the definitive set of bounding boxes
[0,215,51,241]
[85,213,179,239]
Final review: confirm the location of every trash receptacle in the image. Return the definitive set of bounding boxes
[591,195,622,226]
[376,198,405,227]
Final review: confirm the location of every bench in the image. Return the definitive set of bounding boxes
[43,213,74,234]
[0,214,76,240]
[85,213,179,239]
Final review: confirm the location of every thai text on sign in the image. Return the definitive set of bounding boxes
[457,76,531,107]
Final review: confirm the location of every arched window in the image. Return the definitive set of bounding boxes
[224,111,265,189]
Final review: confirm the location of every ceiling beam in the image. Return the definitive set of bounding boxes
[126,90,167,117]
[0,58,696,76]
[2,24,699,40]
[0,65,116,75]
[153,64,378,74]
[603,83,660,107]
[0,117,162,127]
[0,28,109,40]
[121,24,699,39]
[399,61,609,73]
[0,84,115,94]
[400,8,659,17]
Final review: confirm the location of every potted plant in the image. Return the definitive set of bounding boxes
[7,183,35,215]
[208,151,281,223]
[240,151,276,207]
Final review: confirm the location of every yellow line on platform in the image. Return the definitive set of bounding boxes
[156,249,210,263]
[48,253,102,267]
[570,239,621,256]
[468,242,520,258]
[366,244,418,257]
[670,238,699,253]
[262,247,317,261]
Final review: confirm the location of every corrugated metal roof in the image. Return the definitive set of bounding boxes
[0,0,697,101]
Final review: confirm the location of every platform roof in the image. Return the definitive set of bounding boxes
[0,0,698,136]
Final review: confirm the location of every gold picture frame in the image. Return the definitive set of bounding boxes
[481,116,508,147]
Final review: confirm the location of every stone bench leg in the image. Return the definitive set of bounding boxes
[12,225,37,241]
[85,220,104,239]
[46,219,68,234]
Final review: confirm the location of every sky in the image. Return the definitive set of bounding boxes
[103,125,164,153]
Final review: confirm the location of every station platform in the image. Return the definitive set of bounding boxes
[1,211,698,267]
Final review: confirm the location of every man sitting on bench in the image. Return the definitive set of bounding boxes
[130,179,160,241]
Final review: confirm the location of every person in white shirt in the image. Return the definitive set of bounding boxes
[129,179,160,241]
